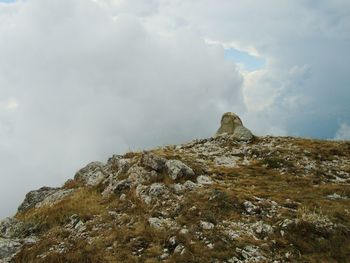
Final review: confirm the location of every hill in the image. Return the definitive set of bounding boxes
[1,135,350,262]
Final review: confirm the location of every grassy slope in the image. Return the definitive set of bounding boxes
[12,136,350,263]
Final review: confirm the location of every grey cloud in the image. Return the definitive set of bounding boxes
[133,0,350,138]
[0,0,243,217]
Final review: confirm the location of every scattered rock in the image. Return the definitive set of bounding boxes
[196,175,213,185]
[243,201,258,215]
[214,156,240,168]
[326,193,348,200]
[128,165,152,184]
[174,244,185,254]
[148,183,168,197]
[142,152,166,172]
[251,221,273,237]
[113,179,132,194]
[234,245,266,262]
[200,221,215,230]
[165,160,195,180]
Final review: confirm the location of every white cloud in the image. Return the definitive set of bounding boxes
[0,0,349,218]
[334,123,350,140]
[0,0,243,218]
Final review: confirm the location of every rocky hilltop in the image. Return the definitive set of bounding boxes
[1,122,350,262]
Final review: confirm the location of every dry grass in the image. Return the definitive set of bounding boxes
[16,188,108,232]
[11,136,350,262]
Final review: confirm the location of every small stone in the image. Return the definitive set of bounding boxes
[160,253,169,260]
[183,180,198,190]
[179,228,189,235]
[200,221,215,230]
[148,218,163,229]
[168,236,177,247]
[196,175,213,185]
[148,183,168,197]
[174,244,185,254]
[327,193,348,200]
[243,201,258,215]
[120,193,127,200]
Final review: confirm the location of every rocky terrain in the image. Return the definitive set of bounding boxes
[1,135,350,262]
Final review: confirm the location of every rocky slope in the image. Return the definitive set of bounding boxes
[1,135,350,262]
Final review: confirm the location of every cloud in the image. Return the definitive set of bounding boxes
[0,0,244,217]
[1,0,349,218]
[131,0,350,138]
[334,123,350,140]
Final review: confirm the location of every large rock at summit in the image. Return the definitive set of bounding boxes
[215,112,253,141]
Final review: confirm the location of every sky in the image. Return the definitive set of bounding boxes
[0,0,349,218]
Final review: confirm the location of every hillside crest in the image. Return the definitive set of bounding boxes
[1,134,350,262]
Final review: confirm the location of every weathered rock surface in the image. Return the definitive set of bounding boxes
[165,159,195,180]
[74,161,106,186]
[17,186,59,213]
[0,238,21,262]
[141,152,166,172]
[215,112,253,141]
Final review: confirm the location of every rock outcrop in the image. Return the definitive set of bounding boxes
[215,112,253,141]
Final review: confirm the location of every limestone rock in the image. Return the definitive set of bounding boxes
[148,183,168,197]
[233,125,253,141]
[200,220,215,230]
[165,160,195,180]
[74,161,106,186]
[35,189,74,208]
[141,152,166,172]
[128,165,152,184]
[17,186,58,213]
[196,175,213,185]
[135,183,169,204]
[0,238,21,262]
[0,218,34,239]
[113,179,132,194]
[215,112,253,141]
[0,218,21,239]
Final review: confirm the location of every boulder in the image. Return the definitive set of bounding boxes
[165,160,195,180]
[74,161,106,186]
[17,187,58,213]
[141,152,166,172]
[233,125,254,141]
[215,112,253,141]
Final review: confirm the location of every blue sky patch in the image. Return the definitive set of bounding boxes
[0,0,17,3]
[224,48,265,71]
